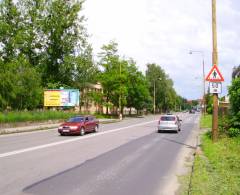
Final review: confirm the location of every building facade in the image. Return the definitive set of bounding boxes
[232,65,240,79]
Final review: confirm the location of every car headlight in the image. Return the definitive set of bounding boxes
[69,126,78,130]
[58,126,63,130]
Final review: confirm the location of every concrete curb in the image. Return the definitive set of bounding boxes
[0,119,120,135]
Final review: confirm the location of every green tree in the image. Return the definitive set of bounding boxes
[73,46,98,90]
[17,0,46,67]
[0,0,42,110]
[146,63,178,113]
[126,60,151,114]
[0,56,42,110]
[41,0,89,86]
[0,0,23,62]
[98,41,128,115]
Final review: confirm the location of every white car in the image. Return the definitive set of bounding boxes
[158,114,182,133]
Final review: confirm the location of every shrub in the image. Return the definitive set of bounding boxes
[229,78,240,115]
[228,127,240,137]
[207,107,213,114]
[219,115,230,135]
[228,78,240,137]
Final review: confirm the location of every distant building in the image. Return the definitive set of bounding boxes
[80,82,137,115]
[232,65,240,79]
[80,83,105,114]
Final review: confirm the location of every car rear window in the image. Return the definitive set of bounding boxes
[160,116,176,121]
[67,117,84,122]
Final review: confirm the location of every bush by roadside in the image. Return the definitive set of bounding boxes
[228,77,240,137]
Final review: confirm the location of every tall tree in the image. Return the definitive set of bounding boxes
[146,63,167,112]
[0,0,42,110]
[126,60,151,114]
[98,41,119,114]
[17,0,46,67]
[41,0,89,86]
[0,0,23,62]
[146,63,178,113]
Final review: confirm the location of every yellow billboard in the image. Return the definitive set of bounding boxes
[44,90,61,106]
[44,89,80,107]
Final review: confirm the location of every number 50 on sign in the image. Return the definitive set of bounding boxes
[209,82,222,94]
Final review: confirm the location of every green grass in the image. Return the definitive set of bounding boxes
[179,114,240,195]
[0,111,113,123]
[188,134,240,195]
[200,114,212,129]
[0,111,78,123]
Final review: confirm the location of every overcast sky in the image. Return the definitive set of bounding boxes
[83,0,240,100]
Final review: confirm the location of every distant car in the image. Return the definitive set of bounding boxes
[189,109,195,114]
[157,114,182,133]
[58,116,99,136]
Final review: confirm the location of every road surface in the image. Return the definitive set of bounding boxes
[0,113,200,195]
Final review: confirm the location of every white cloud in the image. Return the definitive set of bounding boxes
[83,0,240,99]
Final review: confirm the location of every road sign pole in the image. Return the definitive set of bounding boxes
[212,0,218,142]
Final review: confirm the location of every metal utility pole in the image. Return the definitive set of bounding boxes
[212,0,218,142]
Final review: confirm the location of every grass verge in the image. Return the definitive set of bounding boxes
[189,134,240,195]
[0,111,77,123]
[180,114,240,195]
[200,114,212,129]
[0,110,113,123]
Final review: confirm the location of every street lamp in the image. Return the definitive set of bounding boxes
[153,77,162,114]
[189,50,206,115]
[119,62,122,120]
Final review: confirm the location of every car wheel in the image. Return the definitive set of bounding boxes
[94,125,99,132]
[80,127,85,136]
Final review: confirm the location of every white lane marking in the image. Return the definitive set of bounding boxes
[0,120,158,158]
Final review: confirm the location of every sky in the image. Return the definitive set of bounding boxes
[82,0,240,100]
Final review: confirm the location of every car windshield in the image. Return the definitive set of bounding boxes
[161,116,176,121]
[67,117,84,122]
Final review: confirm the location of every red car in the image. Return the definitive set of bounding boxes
[58,116,99,136]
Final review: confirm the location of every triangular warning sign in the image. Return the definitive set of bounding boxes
[206,64,224,82]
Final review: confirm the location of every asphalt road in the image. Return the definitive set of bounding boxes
[0,113,200,195]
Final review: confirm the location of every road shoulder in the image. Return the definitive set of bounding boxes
[163,115,201,195]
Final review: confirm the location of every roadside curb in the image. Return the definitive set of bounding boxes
[175,114,202,194]
[0,119,120,135]
[184,127,209,194]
